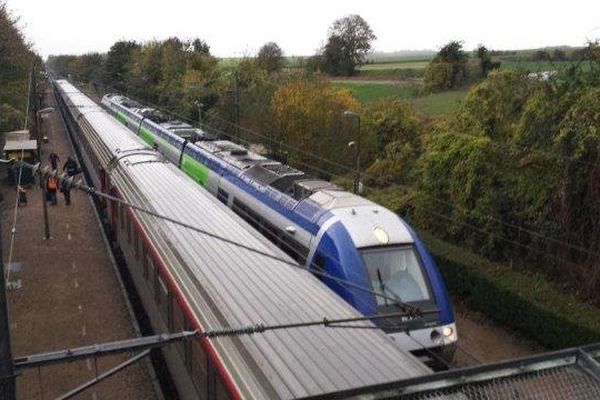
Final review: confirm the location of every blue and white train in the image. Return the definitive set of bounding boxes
[101,93,457,362]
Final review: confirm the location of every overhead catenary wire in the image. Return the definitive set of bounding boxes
[12,159,423,318]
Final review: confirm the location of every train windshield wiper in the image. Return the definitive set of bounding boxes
[376,268,389,307]
[377,268,409,310]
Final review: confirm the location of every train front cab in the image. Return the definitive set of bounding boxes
[311,218,457,367]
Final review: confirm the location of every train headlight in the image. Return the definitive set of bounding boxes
[373,227,389,244]
[442,326,454,337]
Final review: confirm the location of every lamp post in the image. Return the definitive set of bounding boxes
[343,110,361,194]
[36,107,54,240]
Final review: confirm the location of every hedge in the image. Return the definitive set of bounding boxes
[421,232,600,349]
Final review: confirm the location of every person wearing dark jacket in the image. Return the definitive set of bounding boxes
[63,156,79,177]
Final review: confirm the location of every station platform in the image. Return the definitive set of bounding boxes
[2,87,158,399]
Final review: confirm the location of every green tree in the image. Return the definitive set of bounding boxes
[104,40,139,91]
[319,14,376,76]
[424,40,468,91]
[257,42,284,73]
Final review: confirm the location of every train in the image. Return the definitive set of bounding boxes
[55,80,432,399]
[100,93,458,362]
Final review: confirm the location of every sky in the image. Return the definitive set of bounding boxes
[8,0,600,59]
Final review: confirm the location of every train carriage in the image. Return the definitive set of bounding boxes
[56,80,431,400]
[101,93,457,363]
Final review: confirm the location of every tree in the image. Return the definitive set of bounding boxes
[270,80,359,175]
[424,41,467,91]
[191,38,210,55]
[319,14,376,76]
[257,42,284,73]
[475,45,499,77]
[104,40,139,91]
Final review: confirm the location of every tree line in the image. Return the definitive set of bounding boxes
[46,18,600,305]
[0,1,41,133]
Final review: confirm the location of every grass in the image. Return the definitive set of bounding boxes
[411,89,468,117]
[359,60,430,71]
[499,59,581,71]
[333,82,467,118]
[333,82,419,103]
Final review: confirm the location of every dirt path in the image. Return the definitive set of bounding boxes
[452,301,543,367]
[3,87,157,399]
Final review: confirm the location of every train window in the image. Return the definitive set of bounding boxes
[214,374,230,400]
[157,274,170,323]
[313,254,326,281]
[147,256,156,292]
[217,188,228,205]
[120,203,125,231]
[171,297,186,355]
[281,235,308,264]
[134,230,140,260]
[191,340,208,399]
[127,214,132,244]
[142,244,149,279]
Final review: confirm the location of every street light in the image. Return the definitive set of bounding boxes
[343,110,361,194]
[36,107,54,241]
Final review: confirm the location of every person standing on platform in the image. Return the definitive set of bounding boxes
[63,156,79,177]
[46,176,58,206]
[49,152,60,170]
[59,179,71,206]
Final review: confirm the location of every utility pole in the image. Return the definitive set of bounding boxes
[0,215,16,399]
[343,111,361,194]
[233,70,240,138]
[35,72,51,240]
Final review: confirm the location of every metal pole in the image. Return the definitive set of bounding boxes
[40,172,50,240]
[37,95,51,240]
[56,350,151,400]
[355,116,361,194]
[0,210,16,400]
[234,71,240,138]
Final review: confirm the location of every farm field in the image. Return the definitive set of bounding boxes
[334,81,467,117]
[359,59,430,70]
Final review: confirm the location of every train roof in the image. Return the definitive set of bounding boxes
[58,80,431,399]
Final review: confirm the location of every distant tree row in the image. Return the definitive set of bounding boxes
[424,41,501,92]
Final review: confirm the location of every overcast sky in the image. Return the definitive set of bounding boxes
[8,0,600,59]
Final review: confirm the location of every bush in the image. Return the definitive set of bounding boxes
[424,62,454,92]
[0,103,23,132]
[423,233,600,349]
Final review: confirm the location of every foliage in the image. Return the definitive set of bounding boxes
[104,40,139,91]
[0,1,40,133]
[257,42,284,73]
[318,14,376,76]
[363,100,424,186]
[424,61,454,92]
[270,79,360,176]
[423,233,600,350]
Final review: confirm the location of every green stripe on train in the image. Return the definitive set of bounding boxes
[139,127,154,145]
[181,154,209,186]
[116,112,127,125]
[122,116,209,186]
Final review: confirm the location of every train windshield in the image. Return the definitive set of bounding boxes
[360,245,431,305]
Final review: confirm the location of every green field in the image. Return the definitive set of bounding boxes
[334,82,467,117]
[410,89,468,117]
[334,82,419,103]
[499,59,583,71]
[359,60,430,71]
